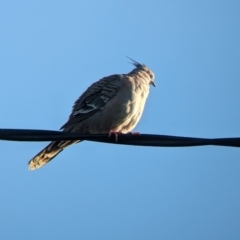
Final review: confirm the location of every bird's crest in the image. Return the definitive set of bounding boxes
[125,56,145,68]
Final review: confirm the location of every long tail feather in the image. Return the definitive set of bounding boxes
[28,140,79,170]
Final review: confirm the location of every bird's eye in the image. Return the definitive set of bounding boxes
[147,71,152,78]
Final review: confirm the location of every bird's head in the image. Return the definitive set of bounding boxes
[127,56,156,87]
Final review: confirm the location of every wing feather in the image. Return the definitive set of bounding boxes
[61,74,122,130]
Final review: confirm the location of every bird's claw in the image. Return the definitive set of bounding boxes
[108,131,140,142]
[127,131,140,135]
[108,130,122,142]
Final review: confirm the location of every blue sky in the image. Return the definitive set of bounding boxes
[0,0,240,239]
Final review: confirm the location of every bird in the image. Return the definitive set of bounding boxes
[28,57,156,170]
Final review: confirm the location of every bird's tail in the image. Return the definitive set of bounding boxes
[28,140,79,170]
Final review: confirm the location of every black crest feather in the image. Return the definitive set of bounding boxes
[125,56,145,68]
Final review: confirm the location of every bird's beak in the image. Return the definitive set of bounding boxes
[150,81,156,87]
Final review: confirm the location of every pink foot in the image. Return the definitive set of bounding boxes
[127,131,140,135]
[108,131,140,141]
[108,130,123,142]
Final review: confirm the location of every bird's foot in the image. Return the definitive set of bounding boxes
[108,130,123,142]
[127,131,140,135]
[108,131,140,141]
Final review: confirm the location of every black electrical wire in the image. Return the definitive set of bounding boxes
[0,128,240,148]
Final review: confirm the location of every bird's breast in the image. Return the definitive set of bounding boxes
[83,76,150,134]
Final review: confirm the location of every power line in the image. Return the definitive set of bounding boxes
[1,128,240,148]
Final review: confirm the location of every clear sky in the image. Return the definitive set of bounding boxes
[0,0,240,239]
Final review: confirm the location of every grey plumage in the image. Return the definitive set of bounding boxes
[28,59,155,170]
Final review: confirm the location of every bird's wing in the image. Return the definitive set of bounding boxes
[61,74,123,130]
